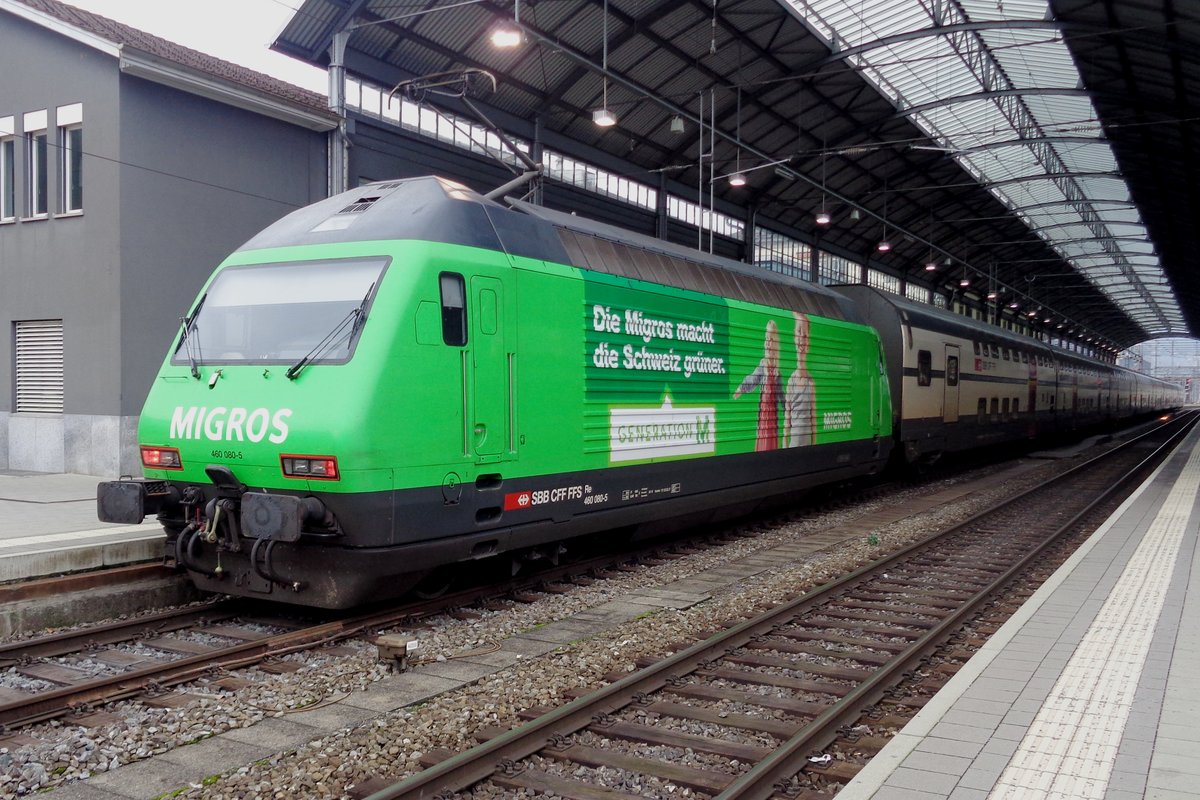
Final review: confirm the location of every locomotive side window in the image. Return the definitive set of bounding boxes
[917,350,932,386]
[946,355,959,386]
[1013,398,1020,415]
[1002,398,1010,417]
[439,272,467,346]
[973,341,981,355]
[977,398,987,423]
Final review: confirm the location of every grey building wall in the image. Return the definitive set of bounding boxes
[0,11,327,476]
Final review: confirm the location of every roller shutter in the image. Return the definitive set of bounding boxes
[14,319,63,413]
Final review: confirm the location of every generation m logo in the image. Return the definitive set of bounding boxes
[610,395,715,463]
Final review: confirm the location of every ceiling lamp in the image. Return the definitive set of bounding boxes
[669,115,685,134]
[877,239,892,253]
[959,277,971,288]
[849,209,862,221]
[491,1,523,47]
[1009,301,1020,309]
[815,210,831,225]
[986,290,998,300]
[729,172,747,187]
[924,261,937,272]
[593,107,617,127]
[490,23,522,47]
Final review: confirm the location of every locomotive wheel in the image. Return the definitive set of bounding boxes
[411,567,454,600]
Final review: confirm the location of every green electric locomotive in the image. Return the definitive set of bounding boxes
[98,176,892,608]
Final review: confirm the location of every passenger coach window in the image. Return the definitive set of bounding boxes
[973,342,981,355]
[917,350,932,386]
[946,355,959,386]
[977,398,987,423]
[439,272,467,346]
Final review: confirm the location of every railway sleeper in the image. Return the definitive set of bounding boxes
[696,666,852,697]
[494,769,647,800]
[541,743,733,795]
[724,651,874,681]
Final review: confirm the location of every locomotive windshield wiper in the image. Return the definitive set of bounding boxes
[178,294,206,380]
[286,283,374,381]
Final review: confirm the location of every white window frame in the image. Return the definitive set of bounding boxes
[57,103,82,214]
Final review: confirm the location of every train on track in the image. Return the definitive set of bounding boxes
[97,177,1182,608]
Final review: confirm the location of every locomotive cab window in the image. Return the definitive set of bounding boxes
[917,350,932,386]
[439,272,467,346]
[170,257,387,367]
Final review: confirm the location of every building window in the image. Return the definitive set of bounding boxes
[0,123,14,221]
[14,319,64,414]
[58,103,82,213]
[23,110,48,217]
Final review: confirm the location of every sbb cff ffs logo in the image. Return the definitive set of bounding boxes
[503,485,585,511]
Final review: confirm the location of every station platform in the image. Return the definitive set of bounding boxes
[839,426,1200,800]
[0,470,164,584]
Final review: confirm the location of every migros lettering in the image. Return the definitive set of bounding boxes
[170,406,292,444]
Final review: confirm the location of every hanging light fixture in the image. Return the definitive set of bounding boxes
[593,0,617,127]
[815,143,830,224]
[849,209,862,221]
[876,182,891,252]
[729,87,746,187]
[669,115,685,134]
[490,0,523,47]
[921,209,935,269]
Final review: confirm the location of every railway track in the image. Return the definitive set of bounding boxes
[0,520,798,736]
[355,412,1196,800]
[0,432,1042,737]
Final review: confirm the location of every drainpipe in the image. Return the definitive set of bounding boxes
[327,30,351,196]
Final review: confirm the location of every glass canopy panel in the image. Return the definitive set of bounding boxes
[783,0,1185,338]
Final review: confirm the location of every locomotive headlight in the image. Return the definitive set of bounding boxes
[141,446,183,470]
[281,455,339,480]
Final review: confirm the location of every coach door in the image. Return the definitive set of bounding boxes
[470,275,511,462]
[943,345,961,423]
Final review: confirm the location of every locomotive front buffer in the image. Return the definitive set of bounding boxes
[98,465,335,593]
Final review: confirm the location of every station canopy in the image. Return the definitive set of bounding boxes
[274,0,1199,352]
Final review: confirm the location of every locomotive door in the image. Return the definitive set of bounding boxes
[942,345,961,423]
[469,275,510,461]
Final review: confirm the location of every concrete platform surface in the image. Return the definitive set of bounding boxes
[839,423,1200,800]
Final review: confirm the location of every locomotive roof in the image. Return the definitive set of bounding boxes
[843,285,1170,381]
[239,176,860,324]
[237,176,573,264]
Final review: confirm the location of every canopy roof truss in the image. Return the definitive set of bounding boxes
[273,0,1197,350]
